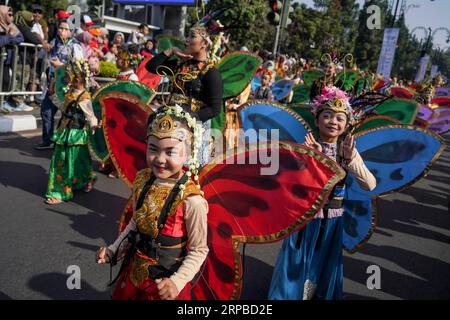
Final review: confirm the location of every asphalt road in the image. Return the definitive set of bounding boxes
[0,131,449,300]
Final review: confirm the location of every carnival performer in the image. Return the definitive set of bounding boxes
[96,106,209,300]
[415,74,445,108]
[45,59,99,205]
[116,47,139,81]
[310,61,337,100]
[145,26,223,122]
[251,73,274,101]
[268,86,377,300]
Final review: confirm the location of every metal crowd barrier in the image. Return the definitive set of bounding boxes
[1,43,171,108]
[0,43,48,106]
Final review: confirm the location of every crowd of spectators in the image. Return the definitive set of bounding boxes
[0,4,157,114]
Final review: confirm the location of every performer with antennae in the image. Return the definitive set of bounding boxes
[269,86,377,300]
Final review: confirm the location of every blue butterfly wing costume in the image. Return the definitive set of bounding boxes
[343,125,446,252]
[238,104,446,254]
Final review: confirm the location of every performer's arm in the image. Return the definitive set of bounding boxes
[169,195,209,294]
[343,149,377,191]
[78,100,98,128]
[192,68,223,122]
[107,219,137,258]
[145,51,177,74]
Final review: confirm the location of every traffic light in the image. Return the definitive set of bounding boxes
[281,0,294,28]
[267,0,283,26]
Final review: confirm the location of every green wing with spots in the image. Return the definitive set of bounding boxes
[216,52,262,100]
[374,99,419,125]
[89,81,155,162]
[302,69,324,88]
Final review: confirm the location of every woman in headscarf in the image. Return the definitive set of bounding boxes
[140,39,155,58]
[77,31,95,59]
[113,32,125,47]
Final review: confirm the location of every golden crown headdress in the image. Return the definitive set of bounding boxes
[312,86,353,122]
[146,105,205,193]
[147,113,192,142]
[117,48,131,65]
[63,58,90,92]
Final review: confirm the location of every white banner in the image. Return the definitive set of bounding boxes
[415,54,431,83]
[376,28,400,80]
[430,65,439,79]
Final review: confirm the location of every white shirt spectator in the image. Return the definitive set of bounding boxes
[31,22,44,39]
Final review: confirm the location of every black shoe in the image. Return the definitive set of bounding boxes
[34,143,54,150]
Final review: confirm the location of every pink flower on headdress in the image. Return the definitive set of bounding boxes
[311,86,353,120]
[312,86,350,107]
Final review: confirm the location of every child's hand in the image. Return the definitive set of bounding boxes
[91,125,100,135]
[155,278,178,300]
[342,134,356,162]
[96,246,113,264]
[304,132,323,153]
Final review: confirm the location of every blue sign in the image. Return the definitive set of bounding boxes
[112,0,196,4]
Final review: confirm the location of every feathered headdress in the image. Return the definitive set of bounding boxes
[312,86,390,127]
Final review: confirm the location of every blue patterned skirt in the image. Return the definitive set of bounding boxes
[268,216,344,300]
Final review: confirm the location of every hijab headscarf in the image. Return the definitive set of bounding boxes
[76,31,94,58]
[113,32,125,45]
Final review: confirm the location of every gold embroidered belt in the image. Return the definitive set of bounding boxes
[169,93,207,112]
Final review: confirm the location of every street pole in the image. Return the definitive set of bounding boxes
[391,0,400,27]
[277,0,292,55]
[272,0,286,56]
[424,27,432,55]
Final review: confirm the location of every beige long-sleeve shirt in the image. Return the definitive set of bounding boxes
[340,146,377,191]
[72,89,98,128]
[108,178,209,294]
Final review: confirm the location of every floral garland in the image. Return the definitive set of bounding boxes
[160,105,205,194]
[63,58,91,93]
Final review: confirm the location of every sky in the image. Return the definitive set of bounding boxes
[296,0,450,50]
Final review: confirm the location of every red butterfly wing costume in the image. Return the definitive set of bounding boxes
[136,57,162,91]
[101,95,346,300]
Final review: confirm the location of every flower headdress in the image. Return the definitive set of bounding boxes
[261,68,274,81]
[312,86,353,123]
[312,86,390,127]
[117,47,132,67]
[189,26,213,48]
[147,105,204,192]
[63,58,91,92]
